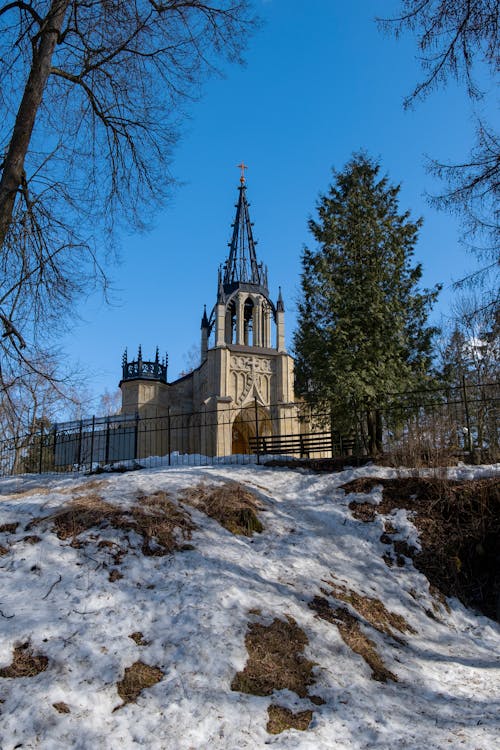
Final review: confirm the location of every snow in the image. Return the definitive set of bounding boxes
[0,462,499,749]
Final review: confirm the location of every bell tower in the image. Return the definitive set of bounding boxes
[205,164,286,357]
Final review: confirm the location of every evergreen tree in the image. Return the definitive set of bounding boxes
[294,153,440,454]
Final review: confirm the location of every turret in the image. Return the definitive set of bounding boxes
[276,287,286,352]
[200,305,209,362]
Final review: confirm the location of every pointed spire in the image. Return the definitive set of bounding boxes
[277,286,285,312]
[222,173,268,293]
[155,346,159,364]
[138,344,142,363]
[217,267,225,303]
[122,348,128,367]
[201,304,209,328]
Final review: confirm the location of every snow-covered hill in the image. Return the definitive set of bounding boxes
[0,463,499,750]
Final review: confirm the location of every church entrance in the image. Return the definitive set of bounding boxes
[231,405,272,455]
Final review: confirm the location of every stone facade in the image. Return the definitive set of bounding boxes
[119,178,302,456]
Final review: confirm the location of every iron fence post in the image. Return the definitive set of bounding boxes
[462,375,473,456]
[38,424,44,474]
[254,396,260,465]
[77,419,83,468]
[105,416,110,464]
[167,407,171,466]
[89,416,95,470]
[52,424,57,471]
[134,413,139,460]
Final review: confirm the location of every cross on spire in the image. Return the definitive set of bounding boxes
[237,161,248,185]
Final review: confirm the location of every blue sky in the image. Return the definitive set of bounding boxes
[62,0,492,406]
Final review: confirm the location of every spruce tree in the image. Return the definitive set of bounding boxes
[294,153,440,454]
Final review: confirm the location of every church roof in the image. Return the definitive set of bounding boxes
[220,172,269,298]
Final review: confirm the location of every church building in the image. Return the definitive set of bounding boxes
[119,169,302,457]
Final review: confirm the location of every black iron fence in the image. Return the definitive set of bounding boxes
[0,382,498,476]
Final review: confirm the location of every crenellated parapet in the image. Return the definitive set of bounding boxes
[121,346,168,384]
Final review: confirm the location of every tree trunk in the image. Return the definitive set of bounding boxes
[0,0,70,249]
[366,408,383,455]
[375,408,383,453]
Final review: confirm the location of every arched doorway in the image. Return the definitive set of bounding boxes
[231,404,272,455]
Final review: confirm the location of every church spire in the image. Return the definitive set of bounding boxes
[222,167,268,295]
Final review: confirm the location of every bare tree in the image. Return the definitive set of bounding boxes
[0,1,256,414]
[379,1,499,272]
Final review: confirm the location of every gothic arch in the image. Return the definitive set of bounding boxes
[231,403,272,455]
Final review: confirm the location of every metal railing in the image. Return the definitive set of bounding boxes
[0,382,498,476]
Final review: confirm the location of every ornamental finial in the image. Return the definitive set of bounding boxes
[237,161,248,185]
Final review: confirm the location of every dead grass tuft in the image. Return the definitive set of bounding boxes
[129,632,150,646]
[21,535,41,544]
[53,701,70,714]
[231,615,314,697]
[134,491,196,555]
[30,491,196,557]
[0,544,8,556]
[181,482,264,536]
[0,642,48,678]
[309,596,397,683]
[109,569,123,582]
[0,523,18,533]
[267,704,313,734]
[116,661,164,705]
[322,578,416,639]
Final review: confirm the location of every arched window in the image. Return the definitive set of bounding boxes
[226,300,237,344]
[244,297,254,346]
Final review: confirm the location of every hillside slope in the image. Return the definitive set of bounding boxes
[0,463,499,749]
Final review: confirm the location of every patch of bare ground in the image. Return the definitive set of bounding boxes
[0,642,48,678]
[0,523,18,533]
[267,705,313,734]
[321,578,416,640]
[309,596,397,683]
[53,701,70,713]
[0,544,8,556]
[231,616,315,698]
[129,632,150,646]
[115,661,164,707]
[181,482,264,536]
[263,456,373,472]
[29,490,196,557]
[0,479,106,500]
[21,535,41,544]
[343,476,500,621]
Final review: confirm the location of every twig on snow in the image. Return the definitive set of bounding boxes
[42,574,62,600]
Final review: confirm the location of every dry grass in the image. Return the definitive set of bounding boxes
[53,701,70,714]
[129,632,150,646]
[0,479,106,500]
[321,579,416,639]
[0,544,8,556]
[181,481,264,536]
[0,522,18,533]
[310,596,397,683]
[30,491,196,557]
[135,491,196,555]
[343,475,500,621]
[0,642,48,678]
[116,661,164,705]
[231,615,315,698]
[267,705,313,734]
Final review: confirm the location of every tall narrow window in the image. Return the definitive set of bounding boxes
[244,298,254,346]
